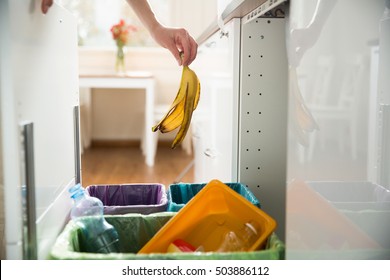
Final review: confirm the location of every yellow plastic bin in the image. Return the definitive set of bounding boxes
[139,180,277,254]
[49,212,284,260]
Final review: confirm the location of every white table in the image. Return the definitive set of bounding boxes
[79,71,156,166]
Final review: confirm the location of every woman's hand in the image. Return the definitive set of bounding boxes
[126,0,198,66]
[151,25,198,66]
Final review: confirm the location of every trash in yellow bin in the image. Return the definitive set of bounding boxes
[167,239,196,253]
[138,179,277,254]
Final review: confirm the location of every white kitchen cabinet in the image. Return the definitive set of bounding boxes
[286,0,390,259]
[191,18,241,184]
[0,1,79,259]
[192,11,289,241]
[192,1,390,257]
[238,16,288,242]
[194,0,390,259]
[1,0,388,262]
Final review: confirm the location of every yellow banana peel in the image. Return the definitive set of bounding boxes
[152,65,200,149]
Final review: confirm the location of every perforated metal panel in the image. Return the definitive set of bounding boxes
[238,18,288,241]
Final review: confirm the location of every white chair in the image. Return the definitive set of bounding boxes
[301,55,364,161]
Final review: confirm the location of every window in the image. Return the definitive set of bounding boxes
[58,0,170,47]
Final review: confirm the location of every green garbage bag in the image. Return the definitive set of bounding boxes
[49,212,284,260]
[168,182,261,211]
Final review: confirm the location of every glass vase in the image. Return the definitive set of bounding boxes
[115,45,126,74]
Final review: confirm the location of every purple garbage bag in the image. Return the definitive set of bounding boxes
[86,184,168,215]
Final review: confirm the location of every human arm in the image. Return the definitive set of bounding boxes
[41,0,197,65]
[125,0,197,66]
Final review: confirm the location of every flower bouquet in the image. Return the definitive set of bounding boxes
[110,19,137,73]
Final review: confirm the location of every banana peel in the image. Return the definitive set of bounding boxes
[152,65,200,149]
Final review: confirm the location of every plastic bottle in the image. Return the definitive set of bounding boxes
[69,184,120,253]
[217,221,260,252]
[239,221,260,250]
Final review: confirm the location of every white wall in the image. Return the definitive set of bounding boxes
[80,0,217,142]
[169,0,217,39]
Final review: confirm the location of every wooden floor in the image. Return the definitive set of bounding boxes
[81,143,194,188]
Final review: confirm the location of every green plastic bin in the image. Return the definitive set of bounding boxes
[167,182,261,211]
[49,213,284,260]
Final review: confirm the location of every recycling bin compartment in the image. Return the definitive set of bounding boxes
[49,212,284,260]
[86,183,168,215]
[167,182,261,211]
[140,180,275,254]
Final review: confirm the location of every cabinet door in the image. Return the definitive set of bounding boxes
[0,1,78,259]
[286,0,390,259]
[191,18,241,183]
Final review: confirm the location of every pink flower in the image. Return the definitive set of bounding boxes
[110,19,137,46]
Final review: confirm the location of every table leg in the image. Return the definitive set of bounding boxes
[144,80,156,167]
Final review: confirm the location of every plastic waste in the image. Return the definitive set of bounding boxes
[69,184,120,253]
[217,221,260,252]
[167,239,196,253]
